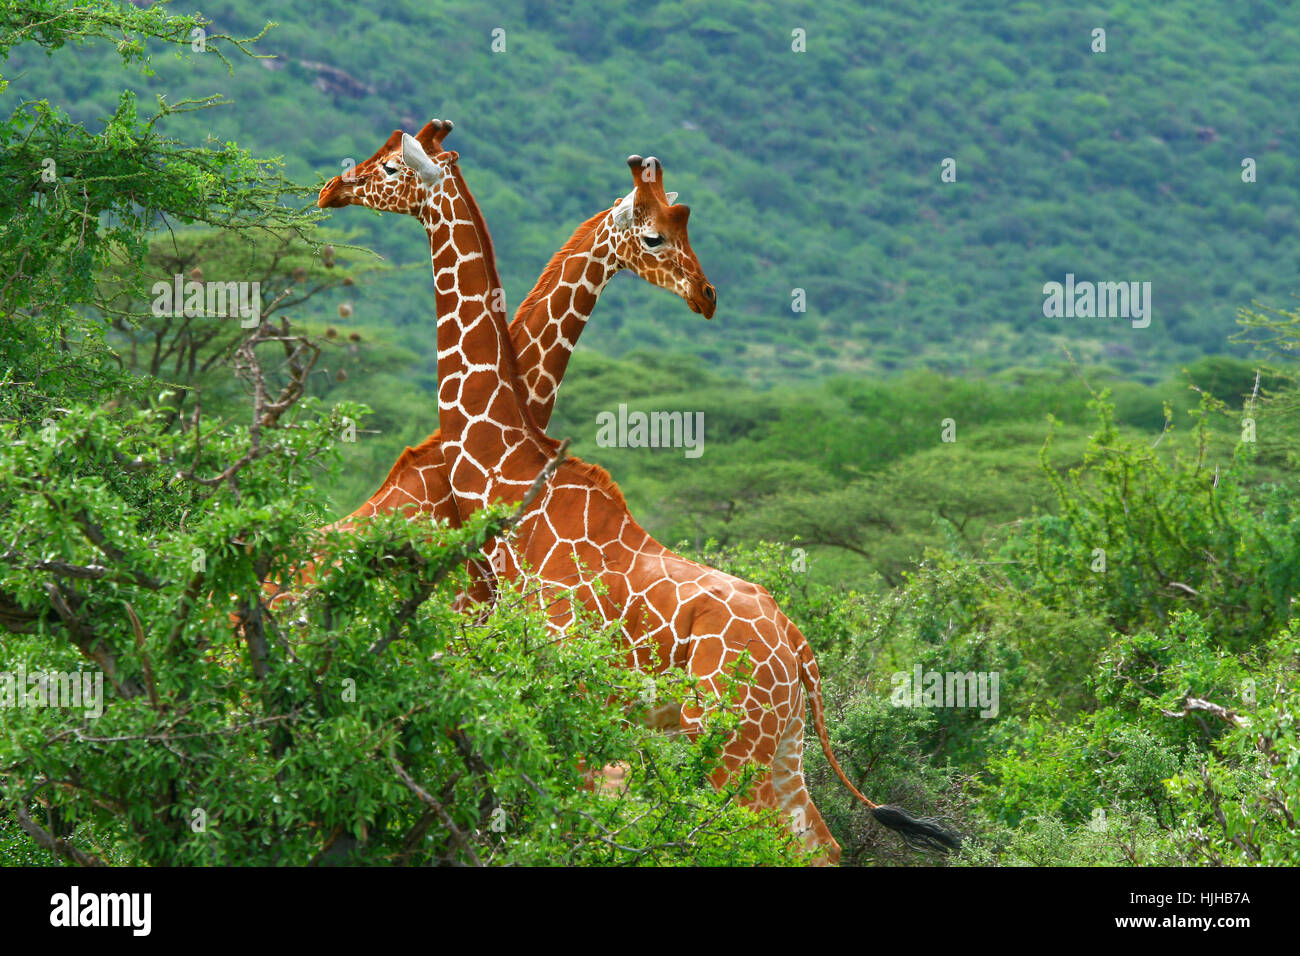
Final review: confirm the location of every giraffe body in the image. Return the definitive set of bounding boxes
[316,121,960,863]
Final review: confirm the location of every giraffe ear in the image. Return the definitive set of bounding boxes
[611,189,636,229]
[401,133,443,185]
[666,191,678,204]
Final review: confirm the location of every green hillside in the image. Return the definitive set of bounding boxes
[5,0,1298,384]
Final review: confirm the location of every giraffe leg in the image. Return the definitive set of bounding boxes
[771,707,840,865]
[678,632,840,865]
[593,761,630,794]
[576,757,631,795]
[678,645,789,844]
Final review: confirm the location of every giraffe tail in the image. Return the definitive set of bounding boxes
[792,625,961,853]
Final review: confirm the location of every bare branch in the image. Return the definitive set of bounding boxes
[14,804,106,867]
[390,756,482,867]
[1160,696,1250,729]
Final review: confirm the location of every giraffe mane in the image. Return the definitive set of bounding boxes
[562,456,628,510]
[369,431,444,500]
[511,207,612,334]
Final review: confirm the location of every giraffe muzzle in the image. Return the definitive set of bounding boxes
[695,282,717,319]
[317,176,356,209]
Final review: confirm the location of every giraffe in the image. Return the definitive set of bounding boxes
[317,121,960,863]
[318,120,714,611]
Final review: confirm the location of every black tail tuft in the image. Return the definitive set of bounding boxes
[871,805,962,853]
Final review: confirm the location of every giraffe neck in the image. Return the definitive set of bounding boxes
[417,165,554,511]
[509,210,621,429]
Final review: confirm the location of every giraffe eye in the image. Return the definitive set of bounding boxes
[381,162,399,176]
[642,234,664,248]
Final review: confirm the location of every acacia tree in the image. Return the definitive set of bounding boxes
[0,0,317,415]
[0,0,801,866]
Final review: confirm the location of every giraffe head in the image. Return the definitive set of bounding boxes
[606,156,716,319]
[317,119,456,215]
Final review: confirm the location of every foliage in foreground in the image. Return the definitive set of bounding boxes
[0,358,803,866]
[700,370,1300,866]
[0,3,801,867]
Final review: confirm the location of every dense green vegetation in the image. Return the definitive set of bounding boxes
[2,1,1297,867]
[0,1,804,865]
[546,350,1284,589]
[4,0,1298,386]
